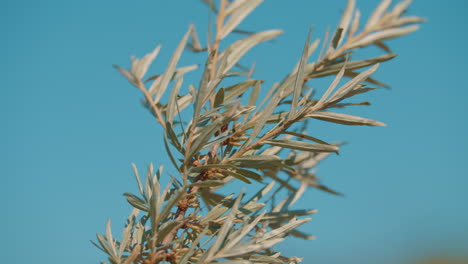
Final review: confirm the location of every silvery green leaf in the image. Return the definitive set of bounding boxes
[219,238,284,258]
[175,93,194,113]
[201,191,244,263]
[173,64,199,80]
[196,101,235,123]
[166,122,184,153]
[158,187,186,223]
[348,25,419,49]
[145,64,198,83]
[119,209,139,257]
[390,0,412,18]
[240,201,265,215]
[188,180,225,188]
[258,218,311,242]
[192,164,238,171]
[260,145,282,157]
[160,177,175,206]
[155,220,182,245]
[312,64,345,110]
[132,219,145,246]
[314,183,343,196]
[247,81,261,108]
[166,77,184,124]
[328,63,379,102]
[374,41,392,53]
[218,30,283,77]
[246,86,283,145]
[261,209,317,222]
[289,28,311,120]
[349,9,361,37]
[391,16,425,27]
[90,239,106,254]
[123,192,148,211]
[220,0,263,39]
[287,229,316,240]
[245,181,275,206]
[365,0,392,30]
[96,233,114,257]
[114,65,139,87]
[224,79,260,101]
[328,101,371,108]
[192,60,219,127]
[214,87,225,107]
[163,132,181,172]
[308,53,395,79]
[225,211,266,249]
[191,164,237,172]
[201,204,230,224]
[224,0,251,16]
[260,134,293,155]
[289,182,307,208]
[281,131,330,145]
[330,28,343,50]
[307,112,386,126]
[263,139,339,153]
[302,152,332,169]
[150,26,192,103]
[345,70,388,88]
[223,169,252,184]
[189,25,203,51]
[231,155,283,169]
[231,105,255,121]
[336,0,355,46]
[179,228,209,264]
[105,219,118,258]
[254,83,278,116]
[149,177,161,233]
[292,40,319,74]
[235,168,263,182]
[187,117,226,161]
[131,45,161,79]
[131,163,144,197]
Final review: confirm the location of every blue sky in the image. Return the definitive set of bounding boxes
[3,0,468,263]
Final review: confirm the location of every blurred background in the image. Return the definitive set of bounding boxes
[3,0,467,263]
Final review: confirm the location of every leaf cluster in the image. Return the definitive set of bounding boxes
[95,0,422,263]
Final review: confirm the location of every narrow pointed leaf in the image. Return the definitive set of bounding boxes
[150,26,192,102]
[308,112,386,126]
[263,139,339,153]
[188,180,225,188]
[281,131,330,145]
[223,169,252,184]
[336,0,355,46]
[366,0,392,30]
[348,25,419,49]
[308,54,395,79]
[166,77,184,124]
[328,63,379,102]
[131,45,161,79]
[290,28,311,120]
[220,0,263,39]
[235,168,263,182]
[214,87,225,107]
[114,65,139,87]
[218,30,283,77]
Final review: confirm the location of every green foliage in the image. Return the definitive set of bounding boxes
[94,0,422,263]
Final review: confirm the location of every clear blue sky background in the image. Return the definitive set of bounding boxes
[3,0,467,263]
